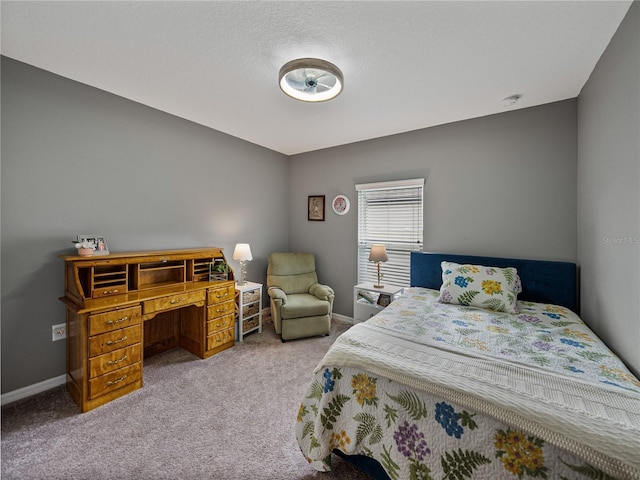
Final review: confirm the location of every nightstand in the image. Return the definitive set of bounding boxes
[235,282,262,341]
[353,282,404,323]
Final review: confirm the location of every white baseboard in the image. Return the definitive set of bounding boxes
[1,374,66,406]
[332,313,354,324]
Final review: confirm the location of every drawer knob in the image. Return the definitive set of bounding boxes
[105,336,127,346]
[106,316,128,326]
[170,297,186,304]
[105,355,128,366]
[106,374,127,387]
[102,289,119,295]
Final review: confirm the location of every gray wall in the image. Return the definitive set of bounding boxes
[577,1,639,376]
[3,2,639,395]
[289,100,578,317]
[1,57,290,393]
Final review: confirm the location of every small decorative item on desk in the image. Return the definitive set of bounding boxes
[209,259,229,281]
[72,235,109,256]
[73,241,95,257]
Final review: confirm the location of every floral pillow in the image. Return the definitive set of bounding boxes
[438,261,520,313]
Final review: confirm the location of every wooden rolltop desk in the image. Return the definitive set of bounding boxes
[59,248,235,412]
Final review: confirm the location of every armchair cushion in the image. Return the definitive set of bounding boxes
[280,293,331,320]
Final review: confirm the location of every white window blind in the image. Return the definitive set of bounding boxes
[356,178,424,287]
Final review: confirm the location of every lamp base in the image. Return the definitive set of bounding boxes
[373,262,385,290]
[236,260,248,287]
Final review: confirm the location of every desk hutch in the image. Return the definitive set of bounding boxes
[59,247,236,412]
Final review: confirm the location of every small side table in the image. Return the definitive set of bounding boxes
[353,282,404,323]
[235,281,263,341]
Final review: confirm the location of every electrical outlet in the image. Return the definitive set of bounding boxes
[52,323,67,341]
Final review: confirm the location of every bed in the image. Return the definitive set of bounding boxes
[295,252,640,480]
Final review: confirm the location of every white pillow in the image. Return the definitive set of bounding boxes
[438,261,520,313]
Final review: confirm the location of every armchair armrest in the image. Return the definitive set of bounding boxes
[309,283,334,301]
[268,286,287,304]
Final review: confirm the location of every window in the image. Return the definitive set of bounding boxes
[356,178,424,287]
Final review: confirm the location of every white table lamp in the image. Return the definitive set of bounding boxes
[369,244,388,288]
[233,243,253,286]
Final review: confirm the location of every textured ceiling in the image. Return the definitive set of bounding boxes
[1,1,632,155]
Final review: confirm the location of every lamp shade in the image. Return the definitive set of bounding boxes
[368,244,388,263]
[233,243,253,262]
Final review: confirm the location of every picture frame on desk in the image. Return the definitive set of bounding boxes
[377,293,392,307]
[76,234,109,255]
[308,195,325,221]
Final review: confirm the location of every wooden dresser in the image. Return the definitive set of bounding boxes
[59,247,236,412]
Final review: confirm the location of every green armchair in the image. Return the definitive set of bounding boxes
[267,253,334,341]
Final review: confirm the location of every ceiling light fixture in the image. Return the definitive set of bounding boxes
[279,58,343,102]
[501,94,522,107]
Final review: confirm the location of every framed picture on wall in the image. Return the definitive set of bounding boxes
[308,195,325,221]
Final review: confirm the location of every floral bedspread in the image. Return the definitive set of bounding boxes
[368,288,640,394]
[295,288,640,480]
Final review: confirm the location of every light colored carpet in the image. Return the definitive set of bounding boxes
[1,317,372,480]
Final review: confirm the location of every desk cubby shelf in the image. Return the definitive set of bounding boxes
[135,261,185,289]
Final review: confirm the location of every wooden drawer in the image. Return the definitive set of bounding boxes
[89,325,142,357]
[89,363,142,400]
[207,328,234,350]
[143,290,205,315]
[89,306,142,336]
[207,300,235,320]
[207,313,235,335]
[92,283,127,298]
[208,284,234,305]
[89,344,142,378]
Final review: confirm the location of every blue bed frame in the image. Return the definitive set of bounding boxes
[336,252,578,479]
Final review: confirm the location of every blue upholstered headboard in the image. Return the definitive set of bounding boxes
[410,252,578,313]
